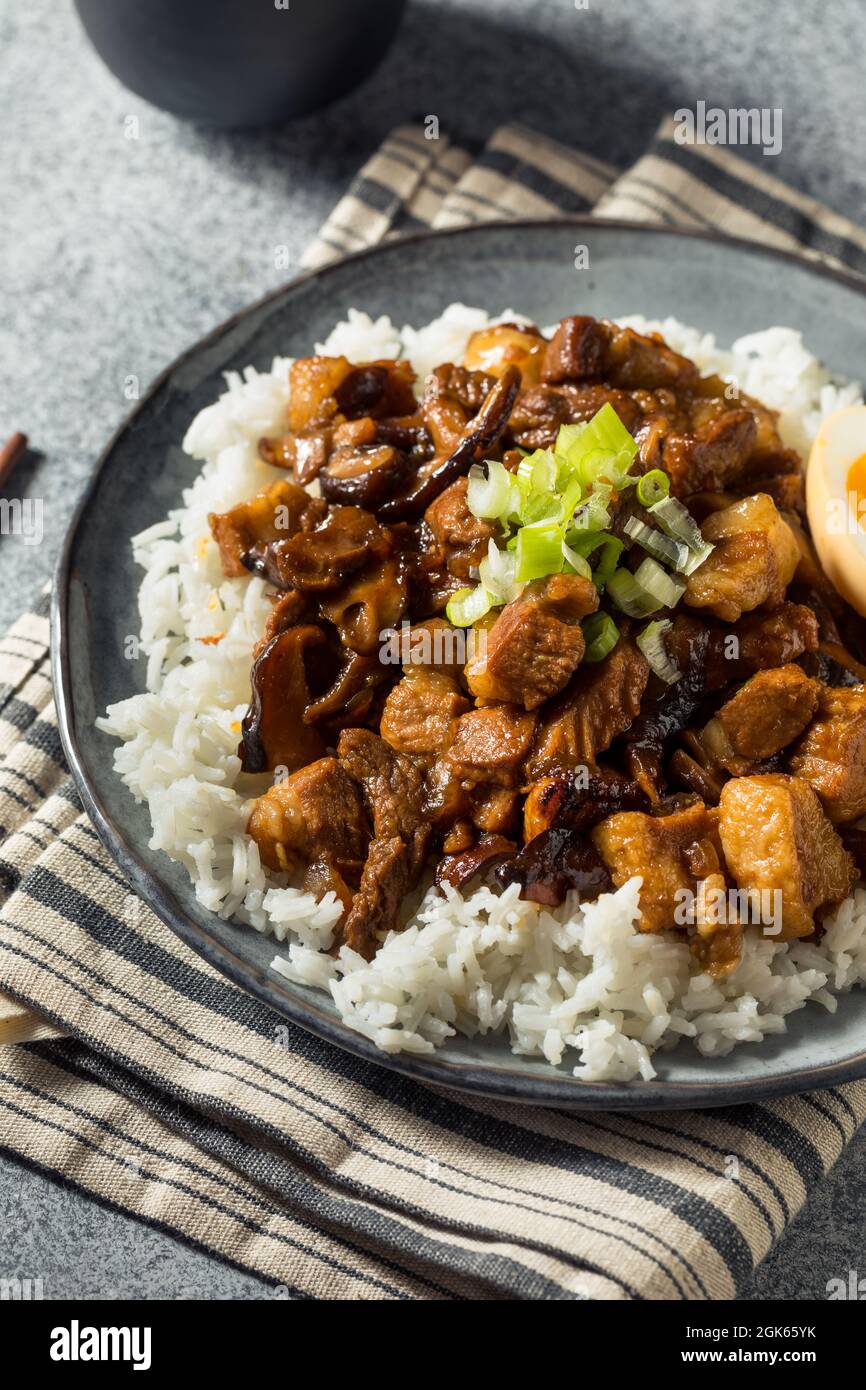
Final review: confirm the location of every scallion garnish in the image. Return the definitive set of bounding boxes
[635,469,670,507]
[607,557,685,617]
[647,496,715,575]
[446,585,494,627]
[623,514,690,570]
[582,611,621,663]
[514,520,565,582]
[637,618,681,684]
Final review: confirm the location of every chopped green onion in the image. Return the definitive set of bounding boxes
[582,611,620,663]
[607,567,663,618]
[637,619,681,684]
[554,404,639,489]
[478,539,520,603]
[570,486,612,532]
[607,557,684,618]
[446,585,494,627]
[634,556,687,609]
[558,474,584,525]
[514,521,564,582]
[648,496,715,575]
[517,448,557,493]
[466,460,512,519]
[561,538,593,579]
[635,469,670,507]
[564,529,623,590]
[593,536,624,589]
[623,515,690,570]
[503,470,558,527]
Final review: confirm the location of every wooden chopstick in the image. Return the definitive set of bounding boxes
[0,432,28,490]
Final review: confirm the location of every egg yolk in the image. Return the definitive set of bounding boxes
[847,453,866,531]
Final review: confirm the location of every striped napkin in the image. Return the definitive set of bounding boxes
[2,117,866,1301]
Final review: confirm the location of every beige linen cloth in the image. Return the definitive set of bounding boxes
[2,117,866,1300]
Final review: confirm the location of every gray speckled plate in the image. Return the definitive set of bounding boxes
[53,219,866,1109]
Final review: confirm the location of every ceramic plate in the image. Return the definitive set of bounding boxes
[53,219,866,1108]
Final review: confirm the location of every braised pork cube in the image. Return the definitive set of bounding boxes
[508,382,641,450]
[379,670,470,759]
[471,786,521,835]
[336,729,432,958]
[541,316,698,391]
[400,617,469,681]
[661,410,757,498]
[789,685,866,824]
[525,635,650,778]
[286,355,415,431]
[684,493,800,622]
[718,773,856,939]
[465,574,599,711]
[591,801,721,933]
[443,704,538,788]
[246,756,368,875]
[540,316,607,383]
[208,479,322,578]
[734,602,819,669]
[339,837,412,959]
[423,477,495,580]
[239,627,327,773]
[706,665,820,766]
[337,729,429,869]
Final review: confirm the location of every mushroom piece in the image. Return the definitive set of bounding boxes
[378,365,521,522]
[318,443,411,508]
[435,834,516,893]
[239,626,328,773]
[319,555,409,654]
[463,323,546,384]
[303,649,388,725]
[208,479,322,578]
[255,506,391,592]
[258,427,331,484]
[497,829,612,906]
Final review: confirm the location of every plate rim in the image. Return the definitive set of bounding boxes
[52,214,866,1110]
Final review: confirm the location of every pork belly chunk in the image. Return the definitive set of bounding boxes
[591,801,722,934]
[379,669,470,759]
[525,634,650,778]
[710,665,820,763]
[789,685,866,824]
[718,773,857,939]
[247,757,368,875]
[423,476,495,580]
[465,574,598,711]
[444,704,537,787]
[336,730,432,959]
[208,479,322,578]
[684,493,800,622]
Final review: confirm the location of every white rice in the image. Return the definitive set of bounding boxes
[98,304,865,1081]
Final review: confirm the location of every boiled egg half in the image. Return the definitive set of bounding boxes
[806,404,866,617]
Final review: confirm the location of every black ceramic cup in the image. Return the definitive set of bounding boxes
[74,0,407,129]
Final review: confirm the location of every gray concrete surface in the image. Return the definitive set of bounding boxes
[1,0,865,1300]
